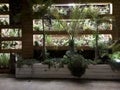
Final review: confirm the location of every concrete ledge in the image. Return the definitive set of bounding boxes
[16,63,120,79]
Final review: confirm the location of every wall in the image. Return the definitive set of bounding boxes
[21,0,33,58]
[20,0,120,58]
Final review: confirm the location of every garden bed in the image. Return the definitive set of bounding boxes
[16,63,120,79]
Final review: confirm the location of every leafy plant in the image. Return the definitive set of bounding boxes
[109,39,120,52]
[109,51,120,60]
[42,58,64,69]
[63,50,90,77]
[1,41,21,49]
[0,19,9,25]
[1,29,22,37]
[51,4,85,39]
[16,58,38,68]
[49,4,94,77]
[109,51,120,70]
[32,0,53,18]
[33,25,41,31]
[82,5,113,60]
[51,20,65,31]
[0,4,9,12]
[46,35,52,45]
[0,53,10,68]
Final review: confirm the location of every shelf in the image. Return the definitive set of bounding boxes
[0,0,9,3]
[60,14,113,19]
[33,31,67,35]
[98,30,113,34]
[0,12,9,15]
[34,46,93,51]
[51,3,111,6]
[33,14,113,20]
[0,49,22,53]
[0,25,22,28]
[1,37,22,41]
[77,46,94,50]
[33,30,113,35]
[79,30,113,34]
[33,3,112,19]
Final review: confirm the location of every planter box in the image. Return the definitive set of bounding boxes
[0,68,9,73]
[16,63,120,79]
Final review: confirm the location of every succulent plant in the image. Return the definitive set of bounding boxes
[1,41,22,49]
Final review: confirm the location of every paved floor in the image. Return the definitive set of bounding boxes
[0,74,120,90]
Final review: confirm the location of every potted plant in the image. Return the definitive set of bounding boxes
[62,51,89,77]
[50,4,94,77]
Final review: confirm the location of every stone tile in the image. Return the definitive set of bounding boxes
[0,75,120,90]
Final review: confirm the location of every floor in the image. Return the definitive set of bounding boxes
[0,74,120,90]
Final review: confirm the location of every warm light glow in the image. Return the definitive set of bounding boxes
[110,3,113,14]
[115,59,120,63]
[68,3,76,7]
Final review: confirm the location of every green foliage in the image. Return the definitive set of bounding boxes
[32,0,53,18]
[109,51,120,70]
[62,50,90,77]
[1,29,21,37]
[42,48,93,77]
[2,41,19,49]
[46,35,52,45]
[109,51,120,60]
[42,58,64,69]
[16,58,38,68]
[0,54,10,67]
[52,20,64,31]
[33,26,40,31]
[0,19,8,25]
[68,54,88,77]
[0,4,8,12]
[50,5,86,40]
[87,7,112,61]
[109,40,120,52]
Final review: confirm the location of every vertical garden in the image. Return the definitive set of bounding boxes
[0,0,120,79]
